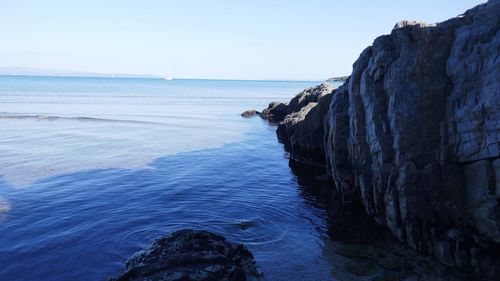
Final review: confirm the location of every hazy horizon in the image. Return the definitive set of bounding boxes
[0,0,485,80]
[0,66,326,81]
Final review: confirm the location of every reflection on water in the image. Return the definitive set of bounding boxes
[0,197,10,213]
[289,161,473,281]
[0,194,11,224]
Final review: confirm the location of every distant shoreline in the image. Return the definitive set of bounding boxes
[0,74,160,79]
[326,75,349,83]
[0,74,325,83]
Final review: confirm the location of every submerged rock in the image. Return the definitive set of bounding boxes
[241,109,260,118]
[111,229,262,281]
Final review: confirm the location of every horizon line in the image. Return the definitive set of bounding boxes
[0,73,330,83]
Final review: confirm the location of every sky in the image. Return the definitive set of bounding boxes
[0,0,486,80]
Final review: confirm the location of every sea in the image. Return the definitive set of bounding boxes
[0,76,343,280]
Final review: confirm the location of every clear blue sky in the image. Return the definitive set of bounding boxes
[0,0,485,80]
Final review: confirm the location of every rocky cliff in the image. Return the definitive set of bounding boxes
[275,0,500,278]
[276,84,335,166]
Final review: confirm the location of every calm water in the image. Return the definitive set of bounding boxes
[0,76,340,280]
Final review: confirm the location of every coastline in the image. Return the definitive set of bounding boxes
[1,1,497,280]
[253,0,500,279]
[112,1,499,279]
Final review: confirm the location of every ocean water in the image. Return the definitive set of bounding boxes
[0,76,341,280]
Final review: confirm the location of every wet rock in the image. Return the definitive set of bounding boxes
[111,229,262,281]
[234,219,256,230]
[260,102,287,122]
[241,109,260,118]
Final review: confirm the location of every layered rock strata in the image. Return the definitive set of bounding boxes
[273,0,500,278]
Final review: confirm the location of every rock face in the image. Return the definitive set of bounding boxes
[275,0,500,278]
[259,102,288,122]
[260,84,334,125]
[284,83,334,114]
[111,229,262,281]
[276,84,334,166]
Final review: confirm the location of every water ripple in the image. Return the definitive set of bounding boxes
[0,77,332,281]
[0,113,163,125]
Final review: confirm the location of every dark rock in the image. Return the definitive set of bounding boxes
[285,83,334,114]
[241,109,260,118]
[334,245,370,259]
[110,229,262,281]
[323,1,500,277]
[259,84,333,125]
[277,90,333,167]
[370,271,403,281]
[376,256,405,271]
[273,84,335,166]
[234,219,256,230]
[393,20,434,29]
[273,0,500,278]
[290,157,475,281]
[343,258,377,276]
[260,101,287,122]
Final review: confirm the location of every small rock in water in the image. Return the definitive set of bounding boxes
[110,229,262,281]
[234,219,255,230]
[241,109,260,118]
